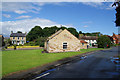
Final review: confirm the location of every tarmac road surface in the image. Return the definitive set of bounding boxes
[33,47,120,79]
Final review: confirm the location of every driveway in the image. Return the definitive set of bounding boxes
[33,47,120,79]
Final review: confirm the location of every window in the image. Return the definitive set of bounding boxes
[22,41,24,44]
[13,37,15,39]
[18,37,19,40]
[82,43,84,46]
[63,43,67,49]
[13,41,14,44]
[22,37,24,40]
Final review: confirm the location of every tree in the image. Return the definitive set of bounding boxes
[26,26,43,41]
[43,26,59,37]
[17,31,22,33]
[58,26,67,30]
[36,37,47,47]
[79,31,82,34]
[112,1,120,26]
[67,27,79,38]
[115,4,120,26]
[97,35,111,48]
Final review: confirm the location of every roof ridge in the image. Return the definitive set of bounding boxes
[48,29,63,40]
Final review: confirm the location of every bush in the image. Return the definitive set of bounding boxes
[97,35,111,48]
[13,45,17,50]
[19,44,23,46]
[5,46,7,49]
[24,43,29,46]
[39,43,44,47]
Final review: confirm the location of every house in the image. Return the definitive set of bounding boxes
[112,33,120,44]
[10,31,27,45]
[80,40,88,49]
[0,34,4,47]
[79,34,98,47]
[44,29,81,53]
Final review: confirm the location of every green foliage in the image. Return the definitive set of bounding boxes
[25,37,47,47]
[97,35,111,48]
[79,31,82,34]
[36,37,47,47]
[82,32,101,36]
[58,26,67,30]
[19,44,23,46]
[2,41,5,46]
[43,26,59,37]
[67,27,79,38]
[17,31,22,33]
[27,25,79,43]
[27,42,36,46]
[5,46,7,49]
[26,26,43,41]
[5,39,12,46]
[13,44,17,50]
[115,3,120,26]
[0,36,5,47]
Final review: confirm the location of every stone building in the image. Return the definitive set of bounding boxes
[10,31,27,45]
[44,29,81,53]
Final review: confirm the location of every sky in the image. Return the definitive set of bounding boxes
[1,2,119,37]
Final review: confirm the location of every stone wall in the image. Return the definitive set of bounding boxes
[45,29,81,53]
[80,43,87,49]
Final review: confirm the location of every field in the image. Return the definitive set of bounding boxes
[2,48,104,76]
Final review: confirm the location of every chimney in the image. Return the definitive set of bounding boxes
[11,31,13,34]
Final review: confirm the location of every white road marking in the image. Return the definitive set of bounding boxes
[32,72,50,80]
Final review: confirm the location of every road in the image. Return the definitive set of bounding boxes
[33,47,120,79]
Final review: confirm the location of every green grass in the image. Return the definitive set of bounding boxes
[2,48,104,76]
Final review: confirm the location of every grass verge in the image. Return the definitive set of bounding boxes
[2,48,105,76]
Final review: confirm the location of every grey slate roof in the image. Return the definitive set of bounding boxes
[10,33,26,37]
[79,36,98,40]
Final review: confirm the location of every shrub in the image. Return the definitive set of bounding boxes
[39,43,44,47]
[24,43,29,46]
[5,46,7,49]
[13,45,17,50]
[19,44,23,46]
[97,35,111,48]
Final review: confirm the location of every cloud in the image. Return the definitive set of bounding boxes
[1,18,70,36]
[15,15,31,19]
[2,2,41,14]
[83,25,88,27]
[2,14,11,18]
[82,2,103,8]
[82,2,115,10]
[14,10,27,14]
[2,0,116,2]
